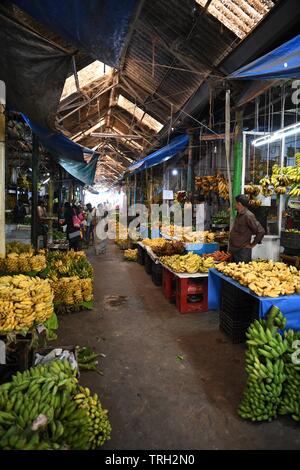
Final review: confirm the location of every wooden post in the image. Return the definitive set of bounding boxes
[0,81,5,258]
[48,177,54,244]
[31,133,39,249]
[225,90,233,227]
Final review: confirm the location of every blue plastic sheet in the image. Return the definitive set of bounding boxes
[230,34,300,80]
[127,134,189,173]
[208,269,300,331]
[10,0,138,67]
[56,154,98,186]
[22,115,94,163]
[22,115,98,185]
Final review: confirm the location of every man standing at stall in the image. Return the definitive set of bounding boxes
[229,194,265,263]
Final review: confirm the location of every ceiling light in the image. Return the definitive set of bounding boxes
[252,122,300,147]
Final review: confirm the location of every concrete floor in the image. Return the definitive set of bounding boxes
[55,242,300,450]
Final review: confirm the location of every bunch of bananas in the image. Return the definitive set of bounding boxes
[248,198,262,207]
[182,229,215,243]
[47,250,93,280]
[50,276,93,306]
[160,253,214,273]
[195,174,229,200]
[289,184,300,197]
[0,275,53,332]
[279,329,300,421]
[0,252,46,274]
[142,238,165,249]
[296,153,300,168]
[238,307,288,422]
[0,360,111,449]
[6,243,33,255]
[217,261,300,297]
[284,229,300,234]
[151,240,185,256]
[73,386,112,449]
[124,249,138,261]
[244,184,261,196]
[259,177,273,197]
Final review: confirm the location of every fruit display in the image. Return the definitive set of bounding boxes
[142,238,166,249]
[213,230,229,244]
[195,174,229,200]
[202,251,231,262]
[0,275,54,332]
[279,328,300,421]
[283,229,300,235]
[6,242,33,254]
[259,177,273,197]
[50,276,93,306]
[0,359,111,449]
[160,253,215,273]
[0,252,46,274]
[151,240,185,256]
[238,307,288,422]
[248,197,262,207]
[182,229,215,243]
[46,250,93,281]
[124,249,138,261]
[212,210,230,226]
[216,260,300,297]
[296,152,300,167]
[244,184,261,196]
[52,230,66,241]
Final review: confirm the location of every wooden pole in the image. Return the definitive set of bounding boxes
[225,90,233,227]
[0,81,5,258]
[31,133,39,249]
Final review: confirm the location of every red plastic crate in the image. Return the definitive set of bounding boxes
[176,278,208,314]
[162,268,176,301]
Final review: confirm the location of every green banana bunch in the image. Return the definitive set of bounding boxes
[73,386,111,449]
[238,308,288,422]
[279,329,300,421]
[0,359,111,450]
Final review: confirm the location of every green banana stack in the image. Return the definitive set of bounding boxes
[73,386,112,449]
[238,306,288,422]
[279,329,300,421]
[0,359,111,449]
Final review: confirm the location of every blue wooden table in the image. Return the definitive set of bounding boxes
[208,268,300,330]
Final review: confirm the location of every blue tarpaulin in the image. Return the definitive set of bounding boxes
[10,0,138,68]
[22,115,98,185]
[208,269,300,331]
[127,134,189,173]
[230,34,300,80]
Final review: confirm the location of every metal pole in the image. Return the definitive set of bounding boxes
[0,81,5,258]
[48,177,54,244]
[31,133,39,249]
[187,130,194,196]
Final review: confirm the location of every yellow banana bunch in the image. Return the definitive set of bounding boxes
[0,252,46,273]
[160,253,215,273]
[289,184,300,197]
[124,249,138,261]
[0,275,53,332]
[50,276,93,306]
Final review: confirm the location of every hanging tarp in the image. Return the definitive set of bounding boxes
[127,134,189,174]
[230,34,300,80]
[55,154,99,186]
[23,115,94,163]
[0,10,72,129]
[9,0,138,68]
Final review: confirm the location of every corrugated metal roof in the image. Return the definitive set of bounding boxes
[196,0,276,39]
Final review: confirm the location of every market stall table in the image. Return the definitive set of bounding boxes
[208,268,300,330]
[160,262,208,314]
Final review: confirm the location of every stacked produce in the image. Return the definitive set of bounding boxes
[0,359,111,449]
[0,275,53,332]
[259,177,273,197]
[202,251,231,262]
[216,260,300,297]
[47,250,93,280]
[6,242,33,254]
[182,229,215,243]
[238,307,288,421]
[151,240,185,256]
[142,238,165,249]
[0,252,46,274]
[283,229,300,234]
[50,277,93,306]
[212,210,230,226]
[271,164,300,196]
[160,253,215,273]
[124,249,138,261]
[279,329,300,421]
[195,174,229,200]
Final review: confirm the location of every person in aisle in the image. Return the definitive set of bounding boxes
[13,200,26,224]
[229,194,265,263]
[61,202,81,251]
[85,203,96,245]
[37,198,48,248]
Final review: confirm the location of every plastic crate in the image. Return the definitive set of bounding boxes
[151,262,162,286]
[144,252,153,275]
[185,242,219,255]
[221,280,259,322]
[280,231,300,251]
[137,244,145,265]
[219,310,250,344]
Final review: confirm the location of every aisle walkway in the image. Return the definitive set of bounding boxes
[56,243,300,450]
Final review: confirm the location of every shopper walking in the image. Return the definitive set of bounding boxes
[85,203,96,245]
[62,202,81,251]
[229,194,265,263]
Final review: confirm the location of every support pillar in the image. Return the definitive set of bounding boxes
[232,108,244,217]
[0,81,5,258]
[187,130,194,197]
[48,177,54,244]
[31,133,39,249]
